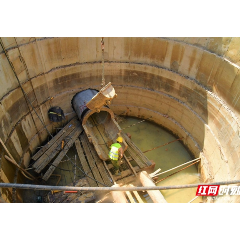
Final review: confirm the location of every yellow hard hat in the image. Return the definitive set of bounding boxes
[116,136,123,143]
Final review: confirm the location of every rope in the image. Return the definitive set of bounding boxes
[121,116,153,131]
[155,160,200,184]
[101,37,105,87]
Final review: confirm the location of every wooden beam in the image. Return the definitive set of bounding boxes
[75,138,98,187]
[33,121,80,172]
[125,146,145,168]
[129,184,144,203]
[113,166,140,181]
[32,117,78,161]
[42,126,83,181]
[125,191,136,203]
[116,175,136,186]
[35,122,81,172]
[123,154,137,176]
[81,135,105,187]
[0,138,15,160]
[123,133,152,166]
[85,136,113,186]
[4,155,40,183]
[103,161,116,185]
[0,138,40,183]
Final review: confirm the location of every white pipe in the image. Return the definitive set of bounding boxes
[153,157,201,177]
[188,196,199,203]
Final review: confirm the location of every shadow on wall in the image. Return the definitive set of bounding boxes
[152,37,239,187]
[107,37,238,185]
[197,38,240,186]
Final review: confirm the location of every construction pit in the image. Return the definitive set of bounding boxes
[0,37,240,203]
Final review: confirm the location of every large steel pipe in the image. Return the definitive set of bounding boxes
[72,89,98,120]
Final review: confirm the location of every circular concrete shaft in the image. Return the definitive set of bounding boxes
[0,37,240,203]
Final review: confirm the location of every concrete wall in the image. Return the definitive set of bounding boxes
[0,37,240,203]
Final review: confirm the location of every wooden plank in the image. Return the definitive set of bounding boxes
[0,138,42,183]
[123,133,152,166]
[123,154,137,176]
[85,136,113,186]
[81,135,105,187]
[42,125,83,181]
[113,166,139,181]
[75,138,98,187]
[126,147,146,169]
[126,144,148,166]
[129,184,144,203]
[33,120,79,170]
[125,191,136,203]
[107,162,124,169]
[116,175,136,186]
[103,161,116,185]
[32,117,78,160]
[0,138,15,160]
[122,134,147,168]
[34,124,80,173]
[33,121,80,172]
[4,155,40,183]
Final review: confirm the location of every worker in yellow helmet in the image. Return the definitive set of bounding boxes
[109,136,124,176]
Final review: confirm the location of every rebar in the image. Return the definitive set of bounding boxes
[121,116,153,131]
[155,160,200,183]
[143,138,184,153]
[153,157,201,177]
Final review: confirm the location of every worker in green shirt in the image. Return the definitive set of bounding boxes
[109,136,124,176]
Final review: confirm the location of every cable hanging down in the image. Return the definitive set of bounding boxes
[101,37,105,87]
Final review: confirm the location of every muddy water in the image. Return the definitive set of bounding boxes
[118,116,202,203]
[23,116,201,203]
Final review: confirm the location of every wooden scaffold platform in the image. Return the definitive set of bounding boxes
[31,116,155,203]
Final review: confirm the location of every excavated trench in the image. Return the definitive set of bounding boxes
[0,37,240,203]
